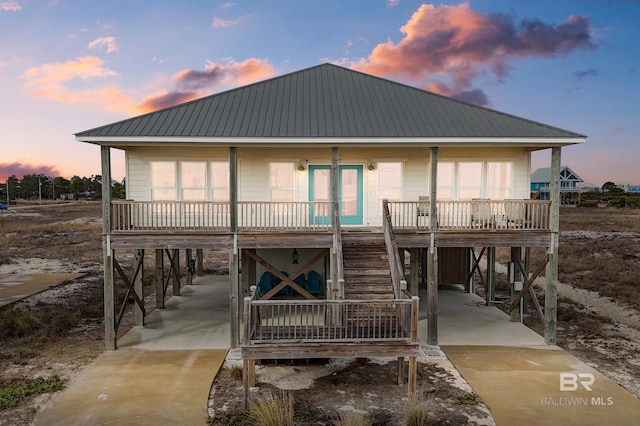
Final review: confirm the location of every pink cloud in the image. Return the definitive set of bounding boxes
[352,3,595,105]
[172,58,276,90]
[212,14,252,28]
[134,90,202,114]
[24,56,136,112]
[0,162,60,181]
[88,36,119,53]
[0,0,21,12]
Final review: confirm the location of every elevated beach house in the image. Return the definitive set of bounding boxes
[76,63,585,395]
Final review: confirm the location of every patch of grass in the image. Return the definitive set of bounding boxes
[0,305,81,342]
[403,396,430,426]
[333,409,369,426]
[0,376,64,410]
[453,392,481,405]
[250,392,294,426]
[228,365,243,382]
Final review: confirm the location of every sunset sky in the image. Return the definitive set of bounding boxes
[1,0,638,186]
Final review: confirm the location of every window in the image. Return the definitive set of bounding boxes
[150,161,176,200]
[437,162,454,200]
[210,162,230,201]
[487,162,512,199]
[458,162,483,200]
[269,162,295,201]
[181,162,206,201]
[377,162,402,212]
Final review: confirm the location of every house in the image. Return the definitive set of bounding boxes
[628,185,640,194]
[76,63,586,397]
[531,166,584,204]
[580,182,601,193]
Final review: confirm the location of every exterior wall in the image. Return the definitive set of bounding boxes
[125,145,531,225]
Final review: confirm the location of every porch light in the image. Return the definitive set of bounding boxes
[292,248,299,264]
[368,161,375,170]
[298,161,305,171]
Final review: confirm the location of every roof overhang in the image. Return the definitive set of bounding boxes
[76,136,586,149]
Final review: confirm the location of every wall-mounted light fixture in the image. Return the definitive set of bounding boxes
[298,160,306,171]
[368,161,375,171]
[292,248,299,264]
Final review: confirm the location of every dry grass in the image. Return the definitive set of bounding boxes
[250,392,294,426]
[333,410,369,426]
[403,396,431,426]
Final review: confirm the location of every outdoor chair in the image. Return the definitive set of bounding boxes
[470,199,494,228]
[416,196,430,228]
[305,270,322,296]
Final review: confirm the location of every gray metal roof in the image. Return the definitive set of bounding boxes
[531,166,584,183]
[76,63,585,140]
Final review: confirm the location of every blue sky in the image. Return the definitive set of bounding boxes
[1,0,639,186]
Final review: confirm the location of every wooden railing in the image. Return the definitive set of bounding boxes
[244,295,419,345]
[382,200,405,298]
[387,200,551,231]
[111,200,333,232]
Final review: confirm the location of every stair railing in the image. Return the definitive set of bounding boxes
[382,199,405,298]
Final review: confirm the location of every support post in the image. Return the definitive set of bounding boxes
[229,147,240,348]
[510,247,522,322]
[171,248,181,296]
[426,147,438,345]
[186,248,193,286]
[134,249,145,326]
[409,248,419,295]
[196,248,204,276]
[100,146,116,351]
[486,247,495,306]
[545,147,561,344]
[155,248,164,309]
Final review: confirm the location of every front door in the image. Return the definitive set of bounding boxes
[309,165,363,225]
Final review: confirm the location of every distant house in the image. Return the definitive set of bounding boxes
[628,185,640,194]
[531,166,583,204]
[579,182,601,193]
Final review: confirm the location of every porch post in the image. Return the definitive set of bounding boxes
[486,247,495,306]
[196,249,204,276]
[330,147,339,284]
[427,147,438,345]
[510,247,522,322]
[229,147,240,348]
[186,248,193,285]
[100,145,116,350]
[545,147,561,344]
[409,248,419,295]
[171,249,180,296]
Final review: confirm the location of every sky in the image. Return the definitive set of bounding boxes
[1,0,639,187]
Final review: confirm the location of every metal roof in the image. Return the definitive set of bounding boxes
[76,63,586,141]
[531,166,584,183]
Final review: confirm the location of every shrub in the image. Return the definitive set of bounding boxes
[333,410,369,426]
[250,392,294,426]
[403,397,430,426]
[0,376,64,410]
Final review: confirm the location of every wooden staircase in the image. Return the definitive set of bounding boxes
[342,233,395,299]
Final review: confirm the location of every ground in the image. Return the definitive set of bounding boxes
[0,202,639,425]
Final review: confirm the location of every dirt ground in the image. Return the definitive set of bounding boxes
[1,202,640,425]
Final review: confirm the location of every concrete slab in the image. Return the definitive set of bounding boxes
[34,276,231,425]
[0,273,83,307]
[443,345,640,426]
[34,349,227,426]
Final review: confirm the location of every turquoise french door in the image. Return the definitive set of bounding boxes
[309,165,363,225]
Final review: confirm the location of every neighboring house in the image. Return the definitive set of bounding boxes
[76,63,585,394]
[615,183,630,192]
[628,185,640,194]
[580,182,601,193]
[531,166,584,204]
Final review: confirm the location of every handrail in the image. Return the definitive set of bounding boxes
[244,297,419,344]
[382,199,404,299]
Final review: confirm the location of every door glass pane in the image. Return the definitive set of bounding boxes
[313,168,330,216]
[341,169,357,216]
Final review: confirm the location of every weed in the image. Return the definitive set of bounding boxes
[454,392,481,405]
[403,396,430,426]
[0,376,64,410]
[250,391,294,426]
[228,365,243,382]
[333,409,369,426]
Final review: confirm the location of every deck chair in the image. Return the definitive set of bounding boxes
[305,270,322,296]
[470,200,493,228]
[416,196,430,228]
[504,200,526,228]
[257,271,274,296]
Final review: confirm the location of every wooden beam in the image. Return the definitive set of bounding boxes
[171,248,180,296]
[486,247,495,306]
[196,248,204,276]
[155,249,164,309]
[427,147,438,345]
[230,249,240,349]
[134,249,145,326]
[409,248,419,295]
[545,146,561,344]
[508,253,549,313]
[113,258,146,317]
[510,247,521,322]
[230,147,238,233]
[100,146,115,351]
[186,248,193,285]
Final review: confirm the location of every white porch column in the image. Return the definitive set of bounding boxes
[427,147,438,345]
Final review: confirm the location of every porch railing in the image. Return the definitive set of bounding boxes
[111,200,333,232]
[244,295,419,345]
[111,199,551,232]
[387,200,551,231]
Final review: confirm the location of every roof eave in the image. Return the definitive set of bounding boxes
[76,136,586,149]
